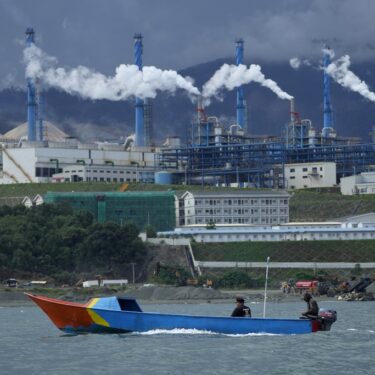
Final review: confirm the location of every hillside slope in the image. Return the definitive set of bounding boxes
[1,183,375,222]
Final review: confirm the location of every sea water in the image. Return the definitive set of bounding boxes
[0,300,374,375]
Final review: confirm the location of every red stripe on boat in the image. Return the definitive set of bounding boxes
[25,293,94,330]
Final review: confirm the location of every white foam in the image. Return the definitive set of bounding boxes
[225,332,281,337]
[133,329,281,337]
[135,328,217,335]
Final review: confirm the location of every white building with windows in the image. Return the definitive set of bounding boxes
[52,164,154,183]
[160,221,375,243]
[179,190,290,226]
[0,142,156,184]
[340,172,375,195]
[284,162,336,189]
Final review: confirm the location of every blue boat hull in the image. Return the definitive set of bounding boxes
[92,309,314,335]
[27,294,318,335]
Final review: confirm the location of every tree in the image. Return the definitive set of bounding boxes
[145,225,157,238]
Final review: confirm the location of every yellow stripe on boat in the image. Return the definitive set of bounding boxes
[86,298,110,327]
[87,298,99,308]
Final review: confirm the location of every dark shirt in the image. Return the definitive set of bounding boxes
[302,299,319,318]
[231,305,251,317]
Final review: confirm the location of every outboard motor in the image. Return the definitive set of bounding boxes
[317,309,337,331]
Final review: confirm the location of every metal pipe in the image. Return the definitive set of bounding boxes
[235,38,246,130]
[25,27,37,142]
[290,97,296,123]
[134,33,145,147]
[263,256,270,318]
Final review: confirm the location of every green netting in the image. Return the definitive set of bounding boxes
[44,191,176,231]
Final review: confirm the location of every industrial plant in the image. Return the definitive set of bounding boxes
[0,28,375,188]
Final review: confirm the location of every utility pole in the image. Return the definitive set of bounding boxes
[130,262,136,284]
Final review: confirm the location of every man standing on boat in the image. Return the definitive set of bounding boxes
[231,297,251,317]
[301,292,319,319]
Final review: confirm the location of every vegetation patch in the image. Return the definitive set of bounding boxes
[289,188,375,221]
[193,240,375,262]
[0,204,146,282]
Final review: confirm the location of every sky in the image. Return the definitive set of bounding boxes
[1,0,375,89]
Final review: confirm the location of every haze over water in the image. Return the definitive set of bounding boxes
[0,301,374,375]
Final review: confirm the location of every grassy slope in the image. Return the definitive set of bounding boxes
[193,240,375,262]
[289,189,375,221]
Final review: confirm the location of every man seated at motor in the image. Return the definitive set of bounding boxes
[231,297,251,317]
[301,292,319,319]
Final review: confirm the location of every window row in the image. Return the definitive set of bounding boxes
[194,199,288,206]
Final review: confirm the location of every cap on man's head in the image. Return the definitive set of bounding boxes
[236,297,245,304]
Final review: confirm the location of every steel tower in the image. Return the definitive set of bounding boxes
[134,33,145,147]
[235,38,246,131]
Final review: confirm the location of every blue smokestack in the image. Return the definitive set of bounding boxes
[134,33,144,147]
[235,38,245,130]
[25,27,37,141]
[322,47,333,137]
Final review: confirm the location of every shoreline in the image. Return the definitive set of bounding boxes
[0,286,337,307]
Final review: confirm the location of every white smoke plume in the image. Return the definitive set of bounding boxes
[289,57,312,70]
[289,57,301,69]
[23,45,200,100]
[325,54,375,102]
[322,48,335,60]
[202,63,293,103]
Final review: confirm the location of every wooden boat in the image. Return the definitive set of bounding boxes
[26,293,336,335]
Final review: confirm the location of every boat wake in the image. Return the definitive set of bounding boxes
[133,329,281,337]
[135,328,217,335]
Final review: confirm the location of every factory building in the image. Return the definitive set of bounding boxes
[0,29,158,185]
[177,190,289,226]
[160,222,375,243]
[340,172,375,195]
[52,164,154,183]
[284,162,336,189]
[1,29,375,192]
[0,143,156,184]
[158,43,375,188]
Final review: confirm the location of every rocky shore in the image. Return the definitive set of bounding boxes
[0,285,343,307]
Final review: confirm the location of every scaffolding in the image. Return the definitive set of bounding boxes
[44,191,176,231]
[157,141,375,188]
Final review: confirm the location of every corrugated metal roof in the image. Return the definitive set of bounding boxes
[162,225,375,236]
[184,190,290,197]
